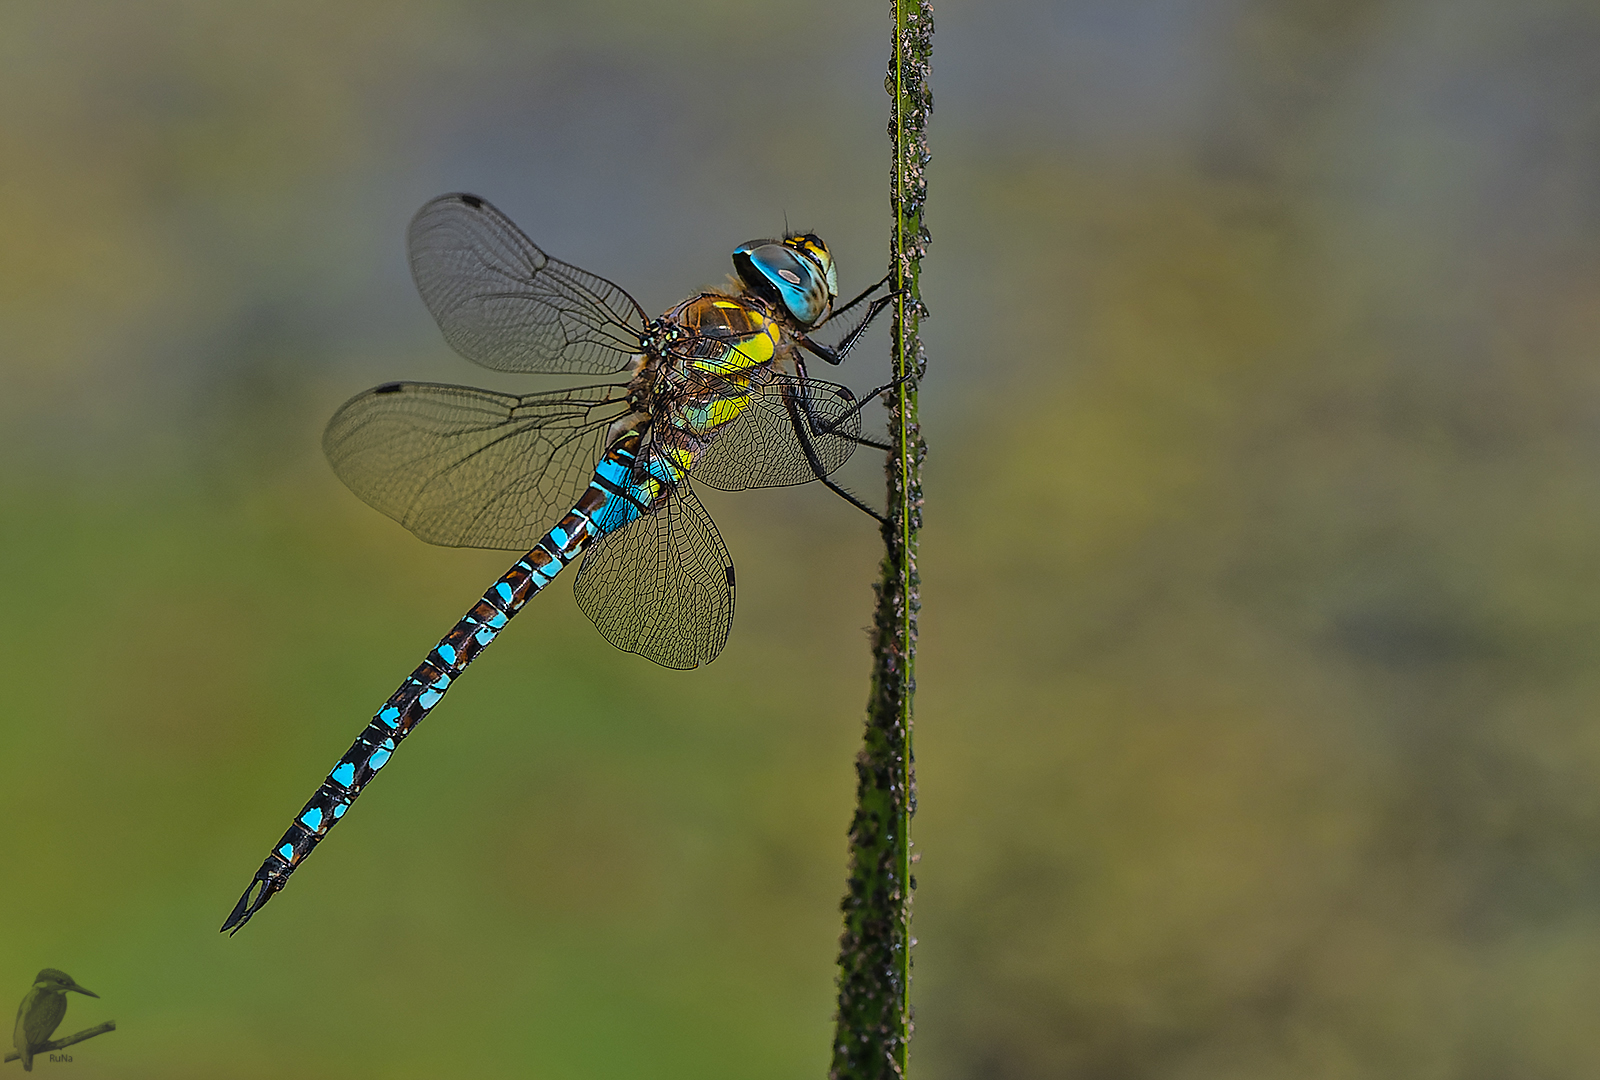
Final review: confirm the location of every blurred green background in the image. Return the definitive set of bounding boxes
[5,0,1600,1076]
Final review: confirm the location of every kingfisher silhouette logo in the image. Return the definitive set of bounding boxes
[6,971,114,1071]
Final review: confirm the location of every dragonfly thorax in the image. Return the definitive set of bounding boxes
[661,293,788,375]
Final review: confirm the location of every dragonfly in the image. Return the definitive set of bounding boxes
[221,193,902,933]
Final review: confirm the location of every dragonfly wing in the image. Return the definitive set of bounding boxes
[573,477,734,669]
[689,373,862,490]
[324,381,629,550]
[409,193,647,375]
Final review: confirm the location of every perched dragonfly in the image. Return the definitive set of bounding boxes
[222,193,901,933]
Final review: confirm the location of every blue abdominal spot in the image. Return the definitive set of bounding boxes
[596,460,630,486]
[592,501,634,534]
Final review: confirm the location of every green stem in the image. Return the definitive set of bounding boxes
[830,2,931,1077]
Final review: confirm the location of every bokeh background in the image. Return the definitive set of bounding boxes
[5,0,1600,1076]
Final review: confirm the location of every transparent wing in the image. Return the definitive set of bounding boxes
[324,381,630,550]
[573,474,734,669]
[409,193,647,375]
[689,373,862,490]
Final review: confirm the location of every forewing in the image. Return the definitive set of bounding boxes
[690,374,861,490]
[573,479,734,669]
[409,193,647,375]
[324,381,628,549]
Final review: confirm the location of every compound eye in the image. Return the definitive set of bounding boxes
[732,244,825,325]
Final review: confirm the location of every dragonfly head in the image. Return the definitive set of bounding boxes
[733,233,838,328]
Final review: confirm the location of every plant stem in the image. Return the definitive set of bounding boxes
[830,2,931,1077]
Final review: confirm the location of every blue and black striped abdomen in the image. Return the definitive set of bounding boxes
[221,430,650,933]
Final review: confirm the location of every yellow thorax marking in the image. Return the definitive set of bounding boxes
[690,322,777,374]
[704,396,747,429]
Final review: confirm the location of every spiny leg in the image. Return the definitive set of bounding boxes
[820,271,893,326]
[804,371,917,446]
[787,274,912,518]
[788,359,918,453]
[782,384,886,524]
[800,289,904,366]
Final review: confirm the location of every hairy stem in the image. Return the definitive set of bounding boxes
[831,2,932,1078]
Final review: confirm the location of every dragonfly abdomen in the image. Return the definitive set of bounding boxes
[221,431,647,933]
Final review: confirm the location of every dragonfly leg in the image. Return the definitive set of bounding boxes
[788,369,917,453]
[814,372,916,440]
[800,288,904,366]
[834,432,893,452]
[782,385,887,524]
[814,468,888,524]
[821,271,893,326]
